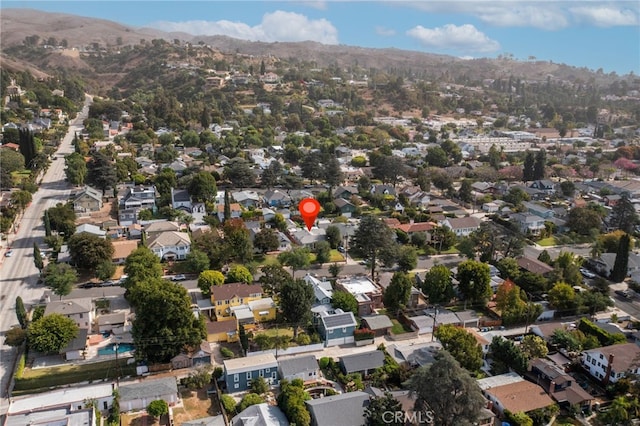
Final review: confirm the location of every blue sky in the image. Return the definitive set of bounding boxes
[4,1,640,74]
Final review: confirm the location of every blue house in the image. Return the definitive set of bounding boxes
[223,353,278,392]
[317,309,357,347]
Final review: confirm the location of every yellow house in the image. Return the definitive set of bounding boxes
[206,318,239,343]
[248,297,277,322]
[211,283,265,321]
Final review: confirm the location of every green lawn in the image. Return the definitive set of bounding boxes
[440,247,460,254]
[253,327,294,338]
[11,170,32,184]
[329,250,345,262]
[14,358,136,394]
[391,319,412,334]
[538,237,557,247]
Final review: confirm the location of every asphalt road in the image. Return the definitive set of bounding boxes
[0,96,91,413]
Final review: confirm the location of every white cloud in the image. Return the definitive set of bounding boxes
[150,10,338,44]
[570,6,638,26]
[399,1,639,29]
[406,23,500,53]
[375,26,396,36]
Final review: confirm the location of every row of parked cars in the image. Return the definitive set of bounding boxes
[78,274,187,289]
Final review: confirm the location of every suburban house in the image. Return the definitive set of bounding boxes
[317,309,358,347]
[111,240,139,264]
[146,231,191,261]
[529,180,556,195]
[171,342,213,370]
[231,403,289,426]
[581,343,640,384]
[360,315,393,337]
[210,283,265,321]
[118,377,179,412]
[97,312,127,334]
[144,220,181,237]
[119,185,157,212]
[335,276,383,316]
[217,203,242,222]
[171,187,192,212]
[304,274,334,305]
[478,373,554,416]
[231,190,261,208]
[529,358,594,411]
[60,328,88,361]
[510,212,546,236]
[206,318,239,343]
[334,198,357,217]
[278,355,320,382]
[264,189,291,207]
[75,223,106,238]
[44,299,93,329]
[72,186,103,213]
[305,391,370,426]
[441,216,481,237]
[517,256,554,276]
[340,351,385,375]
[223,353,279,392]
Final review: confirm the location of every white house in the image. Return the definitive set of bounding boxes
[441,217,481,237]
[147,231,191,261]
[7,382,114,415]
[581,343,640,384]
[119,377,179,412]
[44,299,93,329]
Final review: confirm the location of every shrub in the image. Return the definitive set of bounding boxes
[354,328,375,341]
[319,357,332,369]
[296,333,311,346]
[220,347,234,358]
[220,394,237,416]
[147,399,168,418]
[16,353,26,379]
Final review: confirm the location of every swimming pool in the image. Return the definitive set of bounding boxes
[97,343,135,356]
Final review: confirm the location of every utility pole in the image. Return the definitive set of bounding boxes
[115,342,121,388]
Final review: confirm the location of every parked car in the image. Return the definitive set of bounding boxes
[580,268,596,279]
[100,280,116,287]
[4,249,13,257]
[615,289,632,299]
[171,274,186,282]
[79,282,98,289]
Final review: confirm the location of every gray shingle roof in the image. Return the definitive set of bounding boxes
[278,355,318,378]
[119,377,178,402]
[340,350,385,374]
[361,315,393,330]
[305,391,370,426]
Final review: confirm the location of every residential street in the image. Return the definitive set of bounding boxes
[0,96,91,415]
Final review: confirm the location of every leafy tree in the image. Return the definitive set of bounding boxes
[350,215,397,278]
[15,296,27,329]
[537,250,552,265]
[280,279,314,337]
[566,207,603,235]
[185,249,210,274]
[259,264,292,296]
[458,179,474,204]
[220,394,237,416]
[579,290,613,315]
[504,411,533,426]
[131,279,206,363]
[192,230,227,270]
[373,156,406,186]
[4,326,26,347]
[396,245,417,272]
[425,146,448,167]
[456,260,491,306]
[325,225,342,249]
[226,264,253,283]
[404,351,485,426]
[87,151,117,195]
[260,161,282,189]
[123,247,163,286]
[383,272,413,315]
[198,270,225,295]
[559,181,575,197]
[301,151,324,183]
[11,190,32,212]
[523,150,535,181]
[609,194,638,234]
[421,265,454,305]
[33,242,44,272]
[250,376,269,395]
[434,324,483,372]
[147,400,169,418]
[489,336,528,375]
[254,227,280,253]
[520,335,549,360]
[96,260,116,281]
[323,156,344,191]
[495,257,521,280]
[183,365,213,390]
[611,233,630,282]
[548,282,577,313]
[28,313,79,353]
[223,219,253,263]
[533,148,546,180]
[365,392,404,426]
[239,324,249,355]
[68,232,114,270]
[0,149,25,174]
[278,247,311,278]
[43,263,77,299]
[188,171,217,203]
[277,379,311,426]
[331,290,358,316]
[314,241,331,264]
[328,262,342,278]
[223,158,255,188]
[64,152,88,186]
[43,209,52,237]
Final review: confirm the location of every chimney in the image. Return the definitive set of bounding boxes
[548,380,556,394]
[486,400,493,411]
[603,353,615,386]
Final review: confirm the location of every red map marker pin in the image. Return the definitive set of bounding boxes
[299,198,320,231]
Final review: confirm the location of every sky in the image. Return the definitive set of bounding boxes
[3,1,640,74]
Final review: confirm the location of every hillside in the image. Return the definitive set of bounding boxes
[0,8,628,89]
